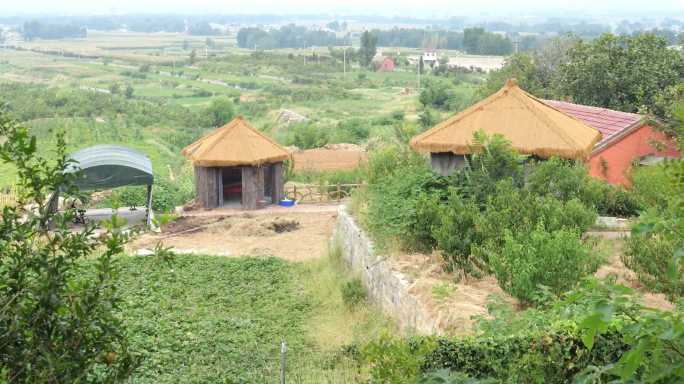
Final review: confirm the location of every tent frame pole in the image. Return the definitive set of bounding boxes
[145,184,153,229]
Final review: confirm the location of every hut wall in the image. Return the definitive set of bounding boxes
[430,152,466,176]
[271,162,284,203]
[241,167,258,210]
[256,166,265,204]
[194,166,220,208]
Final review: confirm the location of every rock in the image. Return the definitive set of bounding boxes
[136,248,154,256]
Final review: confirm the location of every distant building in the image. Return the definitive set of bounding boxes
[375,56,395,72]
[545,100,681,185]
[422,49,438,66]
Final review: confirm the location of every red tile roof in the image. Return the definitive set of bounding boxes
[543,100,644,147]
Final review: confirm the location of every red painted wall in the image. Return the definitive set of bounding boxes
[587,124,680,185]
[377,58,395,72]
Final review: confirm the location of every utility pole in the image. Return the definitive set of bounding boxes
[417,57,421,91]
[279,341,287,384]
[343,47,346,78]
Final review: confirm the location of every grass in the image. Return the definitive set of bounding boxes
[115,248,391,383]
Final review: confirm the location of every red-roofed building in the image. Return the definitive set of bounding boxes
[545,100,680,185]
[375,56,395,72]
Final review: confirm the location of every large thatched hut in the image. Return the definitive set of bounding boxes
[182,116,289,209]
[410,79,602,176]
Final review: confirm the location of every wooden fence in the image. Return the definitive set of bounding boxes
[0,187,18,209]
[284,183,364,204]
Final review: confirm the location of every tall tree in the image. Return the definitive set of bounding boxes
[359,31,378,68]
[558,33,684,117]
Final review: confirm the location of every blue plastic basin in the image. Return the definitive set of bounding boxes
[279,199,295,207]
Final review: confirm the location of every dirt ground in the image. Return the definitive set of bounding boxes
[595,239,673,310]
[390,251,515,335]
[129,206,338,261]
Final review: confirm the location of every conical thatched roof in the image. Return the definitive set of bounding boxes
[182,116,289,167]
[410,79,602,159]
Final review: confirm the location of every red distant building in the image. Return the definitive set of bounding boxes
[376,56,395,72]
[545,100,680,185]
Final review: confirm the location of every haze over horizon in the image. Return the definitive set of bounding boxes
[1,0,682,19]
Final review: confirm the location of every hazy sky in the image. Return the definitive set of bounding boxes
[1,0,681,17]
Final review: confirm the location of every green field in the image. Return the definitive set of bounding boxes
[118,251,390,383]
[0,31,483,191]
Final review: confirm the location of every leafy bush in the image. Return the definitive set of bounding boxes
[433,189,483,274]
[526,157,642,217]
[453,132,524,204]
[488,225,599,304]
[0,113,139,382]
[365,162,446,251]
[204,96,235,127]
[423,327,626,384]
[362,333,436,384]
[341,278,366,307]
[103,175,193,213]
[594,185,642,217]
[630,164,674,211]
[623,159,684,300]
[526,157,603,205]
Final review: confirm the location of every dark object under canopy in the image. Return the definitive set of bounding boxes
[66,145,154,190]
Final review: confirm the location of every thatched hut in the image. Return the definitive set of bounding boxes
[410,79,602,176]
[182,116,289,209]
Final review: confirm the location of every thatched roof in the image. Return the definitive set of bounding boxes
[410,79,602,159]
[182,116,289,167]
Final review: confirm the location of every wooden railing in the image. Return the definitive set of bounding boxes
[0,187,19,209]
[284,183,364,204]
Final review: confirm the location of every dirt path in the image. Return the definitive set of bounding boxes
[129,205,339,261]
[594,239,673,310]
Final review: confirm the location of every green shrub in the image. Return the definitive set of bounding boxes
[623,160,684,300]
[630,164,674,211]
[367,145,426,184]
[433,189,484,275]
[594,185,642,217]
[362,333,436,384]
[204,96,235,127]
[0,113,139,382]
[488,224,599,304]
[526,157,601,204]
[366,164,446,251]
[623,209,684,299]
[422,327,626,384]
[103,176,193,213]
[341,278,366,307]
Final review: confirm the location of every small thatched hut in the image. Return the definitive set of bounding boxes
[182,116,289,209]
[410,79,602,176]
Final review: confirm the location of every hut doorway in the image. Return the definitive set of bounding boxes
[221,167,242,208]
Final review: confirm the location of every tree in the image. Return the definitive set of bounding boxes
[359,31,378,68]
[478,53,549,98]
[189,49,197,65]
[0,112,139,382]
[558,33,684,117]
[124,84,134,99]
[109,83,120,95]
[205,96,235,127]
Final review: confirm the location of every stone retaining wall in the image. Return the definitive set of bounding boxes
[333,206,441,334]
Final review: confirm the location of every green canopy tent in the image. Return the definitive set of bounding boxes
[54,145,155,228]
